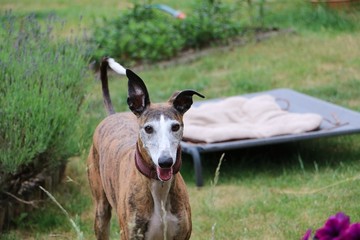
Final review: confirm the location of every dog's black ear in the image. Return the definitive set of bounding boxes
[170,90,205,114]
[126,69,150,117]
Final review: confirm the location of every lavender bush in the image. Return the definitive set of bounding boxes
[0,12,89,180]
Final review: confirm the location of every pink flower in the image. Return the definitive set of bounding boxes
[302,228,312,240]
[302,212,360,240]
[314,212,350,240]
[340,223,360,240]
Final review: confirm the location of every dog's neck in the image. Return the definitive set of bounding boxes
[135,143,182,181]
[147,179,179,239]
[136,143,181,239]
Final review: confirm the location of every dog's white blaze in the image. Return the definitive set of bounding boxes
[146,180,179,239]
[108,58,126,75]
[158,115,178,165]
[142,115,181,168]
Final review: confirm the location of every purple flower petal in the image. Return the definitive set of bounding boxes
[302,229,312,240]
[315,212,350,240]
[340,223,360,240]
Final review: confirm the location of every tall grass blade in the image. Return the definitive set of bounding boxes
[207,153,225,240]
[212,153,226,188]
[314,161,319,173]
[211,223,217,240]
[39,186,84,240]
[298,153,305,174]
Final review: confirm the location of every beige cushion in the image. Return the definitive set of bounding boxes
[183,95,323,143]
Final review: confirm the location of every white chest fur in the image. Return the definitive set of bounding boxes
[146,180,179,240]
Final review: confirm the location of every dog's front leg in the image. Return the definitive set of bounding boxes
[118,209,150,240]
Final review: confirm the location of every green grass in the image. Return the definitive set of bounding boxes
[1,1,360,239]
[261,0,360,32]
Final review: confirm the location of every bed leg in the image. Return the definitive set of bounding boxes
[188,148,203,187]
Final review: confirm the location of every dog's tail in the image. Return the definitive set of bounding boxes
[100,57,126,115]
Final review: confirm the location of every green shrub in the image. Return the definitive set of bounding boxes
[177,0,241,49]
[0,12,89,176]
[92,2,184,64]
[91,0,243,65]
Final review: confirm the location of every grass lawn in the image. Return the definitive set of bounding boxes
[1,1,360,239]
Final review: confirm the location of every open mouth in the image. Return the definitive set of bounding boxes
[156,167,173,182]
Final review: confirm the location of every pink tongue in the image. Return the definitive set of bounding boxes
[156,167,173,181]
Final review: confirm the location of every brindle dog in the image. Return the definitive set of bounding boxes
[87,57,204,240]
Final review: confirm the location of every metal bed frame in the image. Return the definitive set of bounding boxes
[181,88,360,186]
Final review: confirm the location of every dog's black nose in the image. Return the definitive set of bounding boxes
[158,155,173,168]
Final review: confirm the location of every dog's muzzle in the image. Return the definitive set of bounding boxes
[135,145,182,182]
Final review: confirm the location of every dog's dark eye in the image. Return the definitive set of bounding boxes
[144,126,153,134]
[171,123,180,132]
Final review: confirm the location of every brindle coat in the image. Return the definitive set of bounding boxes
[87,58,203,240]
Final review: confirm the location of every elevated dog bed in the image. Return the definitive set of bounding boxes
[181,88,360,186]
